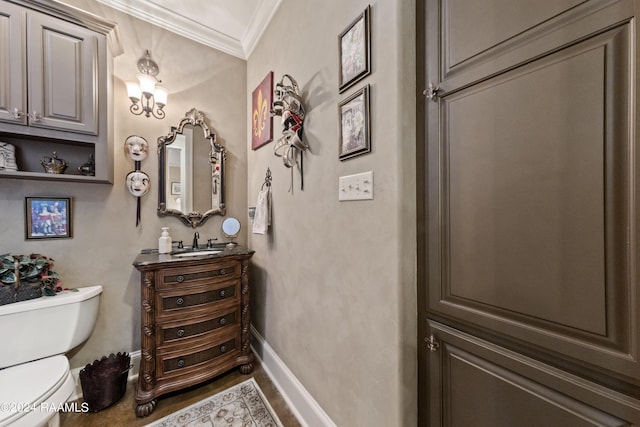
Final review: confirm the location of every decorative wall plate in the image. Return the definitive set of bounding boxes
[124,135,149,161]
[126,170,151,197]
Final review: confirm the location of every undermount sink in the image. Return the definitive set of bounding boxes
[172,250,223,257]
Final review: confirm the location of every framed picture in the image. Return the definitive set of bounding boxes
[25,197,72,239]
[338,5,371,93]
[252,71,274,150]
[339,84,370,160]
[171,182,181,195]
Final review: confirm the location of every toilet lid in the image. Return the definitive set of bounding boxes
[0,355,70,424]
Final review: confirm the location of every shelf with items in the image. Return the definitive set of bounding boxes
[0,133,110,183]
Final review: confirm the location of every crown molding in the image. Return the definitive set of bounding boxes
[242,0,282,58]
[96,0,280,60]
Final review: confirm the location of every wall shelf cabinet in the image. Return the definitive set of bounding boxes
[0,0,120,183]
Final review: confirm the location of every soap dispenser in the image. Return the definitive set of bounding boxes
[158,227,172,254]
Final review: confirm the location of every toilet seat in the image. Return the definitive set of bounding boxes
[0,355,75,427]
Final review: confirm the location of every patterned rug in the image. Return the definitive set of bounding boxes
[145,378,283,427]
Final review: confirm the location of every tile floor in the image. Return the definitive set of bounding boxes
[60,359,301,426]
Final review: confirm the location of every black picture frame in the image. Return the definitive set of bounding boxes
[339,84,371,160]
[25,197,72,239]
[338,5,371,93]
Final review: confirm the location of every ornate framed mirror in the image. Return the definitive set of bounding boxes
[157,108,226,227]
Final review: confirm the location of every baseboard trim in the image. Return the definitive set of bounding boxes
[68,350,141,402]
[251,325,336,427]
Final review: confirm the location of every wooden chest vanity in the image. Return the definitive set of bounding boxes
[132,246,254,417]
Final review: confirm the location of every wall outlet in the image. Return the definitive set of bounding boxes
[339,171,373,201]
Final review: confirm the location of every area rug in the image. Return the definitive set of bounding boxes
[145,378,283,427]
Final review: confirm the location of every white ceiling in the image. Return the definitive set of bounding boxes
[95,0,282,59]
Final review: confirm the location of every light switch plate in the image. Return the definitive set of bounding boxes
[339,171,373,201]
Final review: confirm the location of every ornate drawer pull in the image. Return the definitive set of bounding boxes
[177,329,185,337]
[219,268,226,275]
[177,359,185,368]
[176,297,184,306]
[219,318,227,326]
[176,275,185,283]
[220,345,227,353]
[219,289,226,298]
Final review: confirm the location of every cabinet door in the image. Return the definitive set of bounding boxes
[423,0,640,382]
[26,11,98,134]
[0,1,26,125]
[427,321,640,427]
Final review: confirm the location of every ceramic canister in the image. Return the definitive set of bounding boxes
[0,142,17,171]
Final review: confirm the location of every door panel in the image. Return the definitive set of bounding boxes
[426,0,639,382]
[444,0,586,69]
[439,1,635,95]
[428,321,640,427]
[27,11,97,134]
[445,28,620,335]
[0,1,25,125]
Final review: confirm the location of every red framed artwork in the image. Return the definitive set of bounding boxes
[252,71,274,150]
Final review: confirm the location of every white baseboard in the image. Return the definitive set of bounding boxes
[251,325,336,427]
[68,350,141,402]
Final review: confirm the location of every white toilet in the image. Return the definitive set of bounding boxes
[0,285,102,427]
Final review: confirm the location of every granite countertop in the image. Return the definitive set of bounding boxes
[133,244,254,268]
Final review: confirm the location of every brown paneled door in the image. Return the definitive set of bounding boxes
[418,1,640,425]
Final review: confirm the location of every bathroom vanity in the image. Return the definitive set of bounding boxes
[132,245,254,417]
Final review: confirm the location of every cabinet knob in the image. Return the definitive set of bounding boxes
[10,108,23,119]
[219,289,226,298]
[177,359,185,368]
[219,318,227,326]
[425,334,440,352]
[220,345,227,353]
[177,329,185,337]
[28,111,41,122]
[176,297,184,306]
[176,275,185,283]
[219,268,226,275]
[424,82,441,100]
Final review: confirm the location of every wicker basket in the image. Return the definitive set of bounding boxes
[80,353,131,412]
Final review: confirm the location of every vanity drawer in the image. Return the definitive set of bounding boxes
[157,308,239,347]
[157,260,240,290]
[159,334,239,376]
[157,280,239,316]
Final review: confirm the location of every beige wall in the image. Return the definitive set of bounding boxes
[246,1,417,426]
[0,1,248,371]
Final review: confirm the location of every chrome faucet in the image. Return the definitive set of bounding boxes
[192,231,199,249]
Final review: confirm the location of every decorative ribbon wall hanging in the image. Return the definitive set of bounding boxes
[124,135,150,226]
[270,74,307,192]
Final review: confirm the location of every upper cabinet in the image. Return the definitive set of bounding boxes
[0,0,120,183]
[0,1,24,126]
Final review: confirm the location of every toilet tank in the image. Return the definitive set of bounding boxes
[0,285,102,369]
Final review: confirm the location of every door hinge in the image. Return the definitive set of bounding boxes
[425,334,439,352]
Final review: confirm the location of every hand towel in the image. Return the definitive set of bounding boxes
[252,188,271,234]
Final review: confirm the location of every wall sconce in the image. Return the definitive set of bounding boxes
[125,50,167,119]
